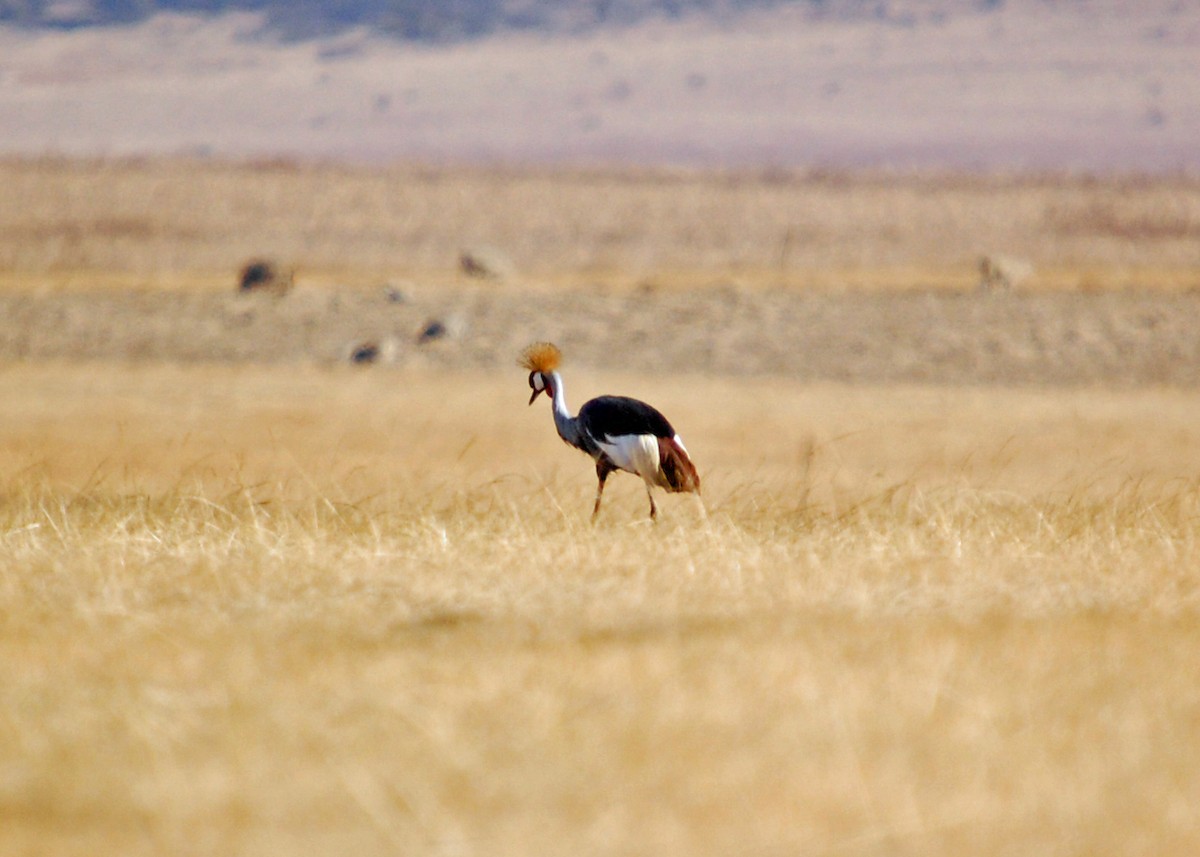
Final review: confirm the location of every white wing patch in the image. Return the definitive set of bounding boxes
[597,434,661,481]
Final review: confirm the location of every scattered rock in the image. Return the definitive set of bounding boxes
[459,246,514,280]
[347,337,399,365]
[238,259,293,295]
[383,284,408,304]
[349,341,380,363]
[978,254,1033,292]
[417,319,448,343]
[417,315,466,345]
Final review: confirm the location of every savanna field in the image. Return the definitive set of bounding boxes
[2,160,1200,855]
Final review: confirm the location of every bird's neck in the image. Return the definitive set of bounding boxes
[548,372,581,446]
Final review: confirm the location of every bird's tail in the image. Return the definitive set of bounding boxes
[656,436,701,494]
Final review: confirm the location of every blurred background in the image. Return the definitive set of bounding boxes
[1,0,1197,171]
[1,0,1198,382]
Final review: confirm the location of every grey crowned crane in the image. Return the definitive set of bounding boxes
[520,342,701,521]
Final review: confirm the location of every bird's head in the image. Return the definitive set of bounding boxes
[519,342,562,406]
[527,370,552,405]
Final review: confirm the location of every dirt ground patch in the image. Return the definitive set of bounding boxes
[2,160,1199,386]
[3,284,1200,386]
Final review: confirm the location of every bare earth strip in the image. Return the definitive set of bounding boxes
[4,286,1200,386]
[1,159,1199,385]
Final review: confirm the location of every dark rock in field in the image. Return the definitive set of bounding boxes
[238,259,293,295]
[416,314,466,345]
[417,319,448,343]
[347,336,398,364]
[349,341,380,363]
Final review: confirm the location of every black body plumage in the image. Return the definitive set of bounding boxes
[578,396,677,445]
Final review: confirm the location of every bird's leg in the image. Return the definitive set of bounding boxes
[646,486,658,522]
[592,459,614,522]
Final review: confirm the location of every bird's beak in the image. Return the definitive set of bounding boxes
[529,388,543,406]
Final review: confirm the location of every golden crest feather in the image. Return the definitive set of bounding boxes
[519,341,562,373]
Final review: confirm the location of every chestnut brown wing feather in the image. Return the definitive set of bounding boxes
[657,436,701,494]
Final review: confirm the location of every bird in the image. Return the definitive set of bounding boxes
[520,341,700,521]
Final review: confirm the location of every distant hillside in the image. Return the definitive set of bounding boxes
[0,0,998,40]
[2,0,1194,170]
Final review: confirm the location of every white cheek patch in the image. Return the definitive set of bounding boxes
[532,374,545,391]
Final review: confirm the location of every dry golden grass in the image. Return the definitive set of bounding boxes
[2,363,1199,855]
[2,156,1199,855]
